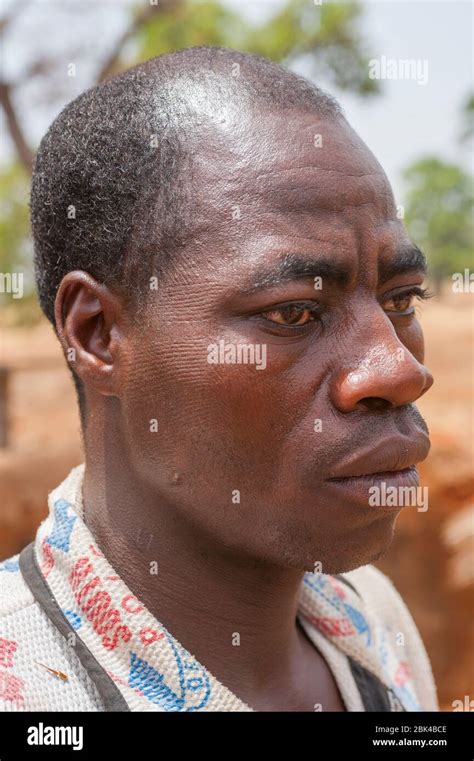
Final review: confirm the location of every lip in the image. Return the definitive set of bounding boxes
[326,466,420,510]
[327,434,430,481]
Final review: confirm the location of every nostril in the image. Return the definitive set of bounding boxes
[358,397,393,413]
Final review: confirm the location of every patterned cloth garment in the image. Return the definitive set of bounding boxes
[0,464,439,712]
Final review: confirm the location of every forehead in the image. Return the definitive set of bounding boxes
[171,108,406,283]
[190,108,392,211]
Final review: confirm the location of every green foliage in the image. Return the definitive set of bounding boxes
[0,161,41,323]
[137,1,250,54]
[137,0,379,96]
[403,157,474,281]
[0,161,30,276]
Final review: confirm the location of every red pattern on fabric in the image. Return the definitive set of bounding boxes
[121,594,144,614]
[40,538,55,578]
[328,576,347,599]
[0,638,17,668]
[395,660,412,686]
[139,628,164,646]
[69,555,132,650]
[309,615,356,637]
[0,670,24,703]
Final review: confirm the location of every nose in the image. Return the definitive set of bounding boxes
[331,333,434,413]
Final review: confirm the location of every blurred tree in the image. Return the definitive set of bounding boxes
[0,161,39,319]
[403,157,473,291]
[136,0,379,96]
[0,161,30,274]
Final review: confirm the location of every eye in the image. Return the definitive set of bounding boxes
[382,287,432,315]
[260,302,320,327]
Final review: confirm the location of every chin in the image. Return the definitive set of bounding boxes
[257,510,399,574]
[298,513,399,575]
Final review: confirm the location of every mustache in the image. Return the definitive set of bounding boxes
[302,404,430,483]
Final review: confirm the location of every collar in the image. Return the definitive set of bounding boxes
[32,464,420,711]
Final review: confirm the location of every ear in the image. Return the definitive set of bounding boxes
[54,271,125,398]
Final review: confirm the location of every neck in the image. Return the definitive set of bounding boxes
[82,430,307,702]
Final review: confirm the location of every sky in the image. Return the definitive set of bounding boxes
[0,0,472,201]
[326,0,473,198]
[229,0,473,198]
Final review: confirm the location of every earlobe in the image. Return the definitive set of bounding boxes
[54,271,123,398]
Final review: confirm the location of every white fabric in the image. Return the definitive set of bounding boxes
[0,464,439,711]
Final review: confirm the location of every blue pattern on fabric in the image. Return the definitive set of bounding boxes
[0,557,20,572]
[343,602,372,645]
[393,682,421,711]
[166,633,211,711]
[63,610,82,630]
[47,499,76,553]
[129,652,185,710]
[128,636,212,712]
[378,628,389,667]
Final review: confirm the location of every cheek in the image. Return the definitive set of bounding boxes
[203,366,292,455]
[121,331,312,491]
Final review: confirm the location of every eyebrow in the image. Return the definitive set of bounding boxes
[244,253,350,293]
[378,243,428,283]
[242,244,427,293]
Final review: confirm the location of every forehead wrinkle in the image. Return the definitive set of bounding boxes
[177,113,395,270]
[189,108,385,189]
[203,154,392,219]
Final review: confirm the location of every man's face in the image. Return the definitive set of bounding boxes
[117,108,433,574]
